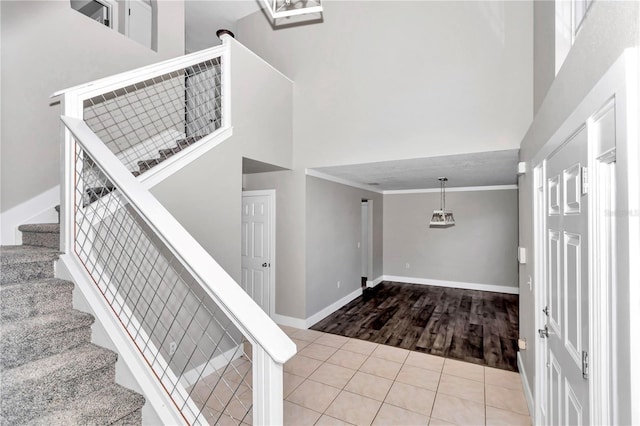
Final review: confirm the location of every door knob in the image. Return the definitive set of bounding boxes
[262,262,269,267]
[538,325,550,338]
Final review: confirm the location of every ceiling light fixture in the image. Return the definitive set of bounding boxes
[261,0,323,20]
[429,177,455,227]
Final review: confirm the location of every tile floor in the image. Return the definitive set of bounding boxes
[191,325,532,425]
[280,325,532,426]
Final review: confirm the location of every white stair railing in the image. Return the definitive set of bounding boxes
[55,35,296,425]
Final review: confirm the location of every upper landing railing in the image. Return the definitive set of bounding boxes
[54,34,296,425]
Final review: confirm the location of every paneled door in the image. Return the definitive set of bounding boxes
[241,193,272,316]
[544,127,590,425]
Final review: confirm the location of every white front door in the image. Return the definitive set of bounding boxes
[241,193,272,316]
[544,127,590,425]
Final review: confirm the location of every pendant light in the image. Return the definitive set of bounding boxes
[261,0,323,20]
[430,177,455,227]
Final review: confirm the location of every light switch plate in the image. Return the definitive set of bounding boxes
[518,247,527,264]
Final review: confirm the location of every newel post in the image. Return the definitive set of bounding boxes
[253,345,285,425]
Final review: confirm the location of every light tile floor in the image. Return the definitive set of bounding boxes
[279,325,532,426]
[191,326,532,426]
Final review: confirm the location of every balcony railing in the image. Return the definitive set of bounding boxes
[55,35,296,425]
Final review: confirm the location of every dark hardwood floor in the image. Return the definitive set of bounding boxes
[310,281,519,371]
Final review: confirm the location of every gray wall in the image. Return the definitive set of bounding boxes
[236,1,533,169]
[152,38,294,284]
[305,176,382,318]
[243,170,307,319]
[384,190,519,288]
[518,1,639,422]
[0,0,184,214]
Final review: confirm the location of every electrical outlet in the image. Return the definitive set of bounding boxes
[169,341,177,355]
[357,242,361,249]
[337,281,341,288]
[405,262,410,269]
[528,275,533,291]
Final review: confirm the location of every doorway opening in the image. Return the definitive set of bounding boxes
[361,199,373,289]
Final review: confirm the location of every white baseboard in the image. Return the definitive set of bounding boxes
[382,275,519,295]
[517,352,535,419]
[366,276,384,288]
[272,314,308,330]
[273,287,364,330]
[1,185,59,245]
[179,345,243,388]
[305,287,363,328]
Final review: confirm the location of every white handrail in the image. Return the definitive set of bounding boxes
[51,40,229,101]
[62,116,296,365]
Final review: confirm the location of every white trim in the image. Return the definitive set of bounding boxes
[179,345,243,388]
[305,287,363,328]
[382,275,520,295]
[305,169,383,194]
[272,314,308,330]
[242,189,277,319]
[52,44,228,98]
[366,275,384,288]
[140,127,233,190]
[305,169,518,195]
[0,185,59,245]
[273,287,364,329]
[533,162,548,426]
[518,352,535,419]
[252,345,285,425]
[383,185,519,195]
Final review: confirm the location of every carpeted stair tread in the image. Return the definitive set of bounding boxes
[26,383,145,426]
[0,246,59,285]
[2,343,116,386]
[1,310,94,344]
[18,223,60,234]
[1,343,118,423]
[1,311,95,370]
[0,245,60,265]
[19,223,61,249]
[0,278,74,322]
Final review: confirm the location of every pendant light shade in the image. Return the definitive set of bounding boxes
[261,0,323,20]
[430,177,455,227]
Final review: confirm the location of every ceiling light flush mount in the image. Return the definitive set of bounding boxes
[261,0,323,20]
[430,177,456,227]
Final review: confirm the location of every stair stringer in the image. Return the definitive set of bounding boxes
[56,253,191,426]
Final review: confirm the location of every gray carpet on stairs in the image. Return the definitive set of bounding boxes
[0,223,145,425]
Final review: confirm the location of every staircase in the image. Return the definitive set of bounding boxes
[133,135,203,177]
[0,224,145,425]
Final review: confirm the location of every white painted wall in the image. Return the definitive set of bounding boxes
[0,0,184,238]
[384,189,519,289]
[518,2,639,423]
[236,1,533,169]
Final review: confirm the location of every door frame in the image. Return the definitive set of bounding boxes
[241,189,276,318]
[531,49,637,425]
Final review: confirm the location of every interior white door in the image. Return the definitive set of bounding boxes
[126,0,152,49]
[544,127,590,425]
[241,194,271,315]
